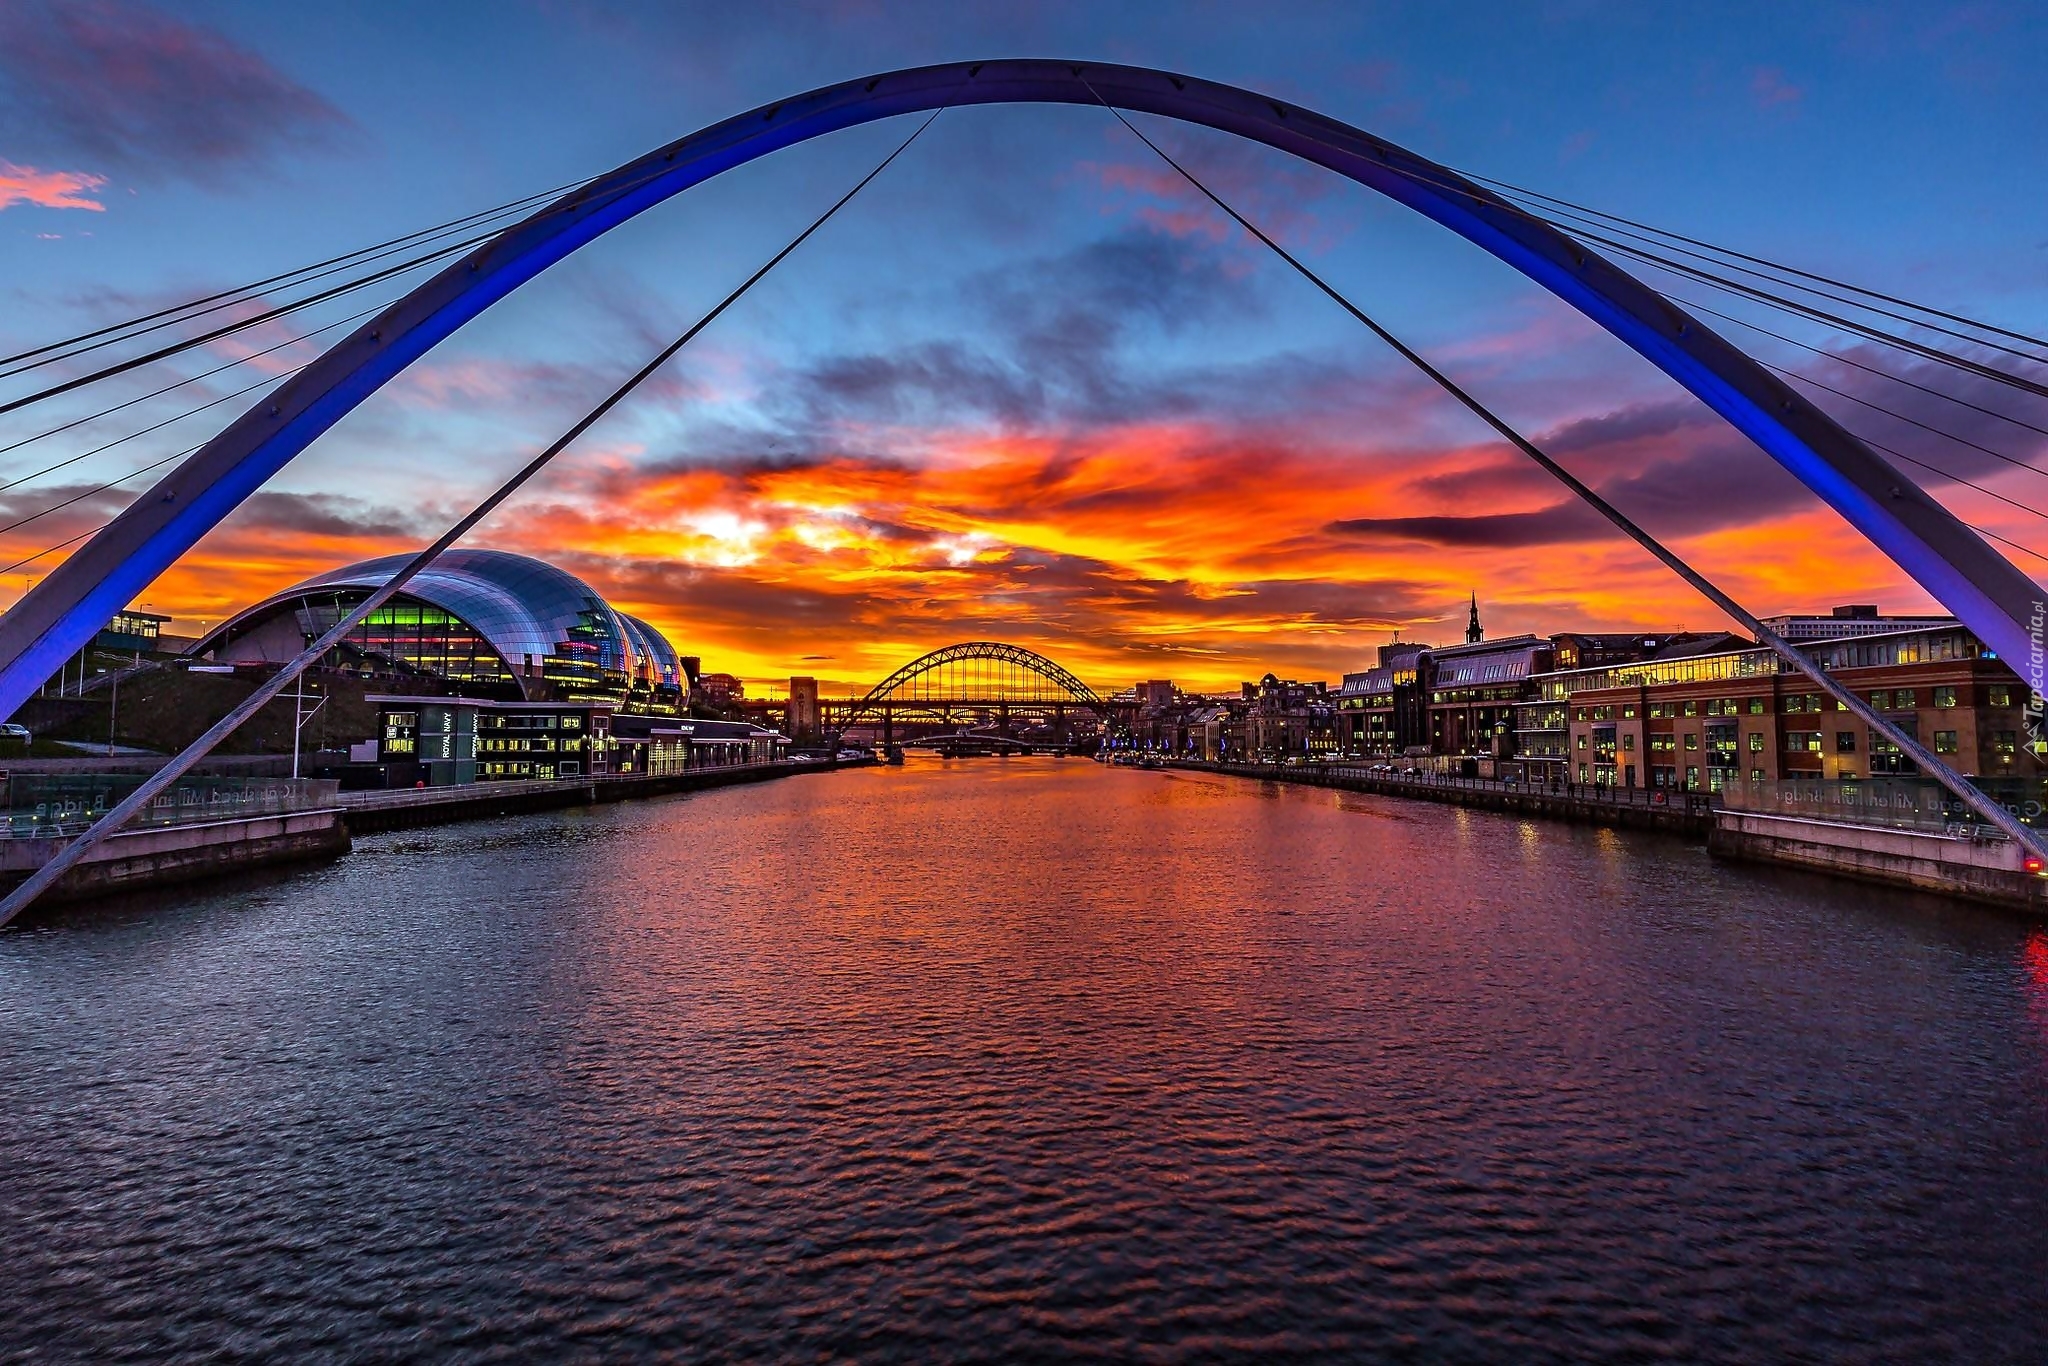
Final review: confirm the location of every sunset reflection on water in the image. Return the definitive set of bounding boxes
[2,756,2044,1359]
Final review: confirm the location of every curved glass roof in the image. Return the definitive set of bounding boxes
[619,613,683,687]
[216,548,682,694]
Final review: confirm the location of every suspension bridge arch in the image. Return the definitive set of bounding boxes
[0,58,2037,720]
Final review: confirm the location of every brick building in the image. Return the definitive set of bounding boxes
[1543,625,2027,791]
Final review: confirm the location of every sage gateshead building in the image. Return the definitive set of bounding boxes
[198,548,687,712]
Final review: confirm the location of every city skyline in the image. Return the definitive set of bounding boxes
[3,2,2043,691]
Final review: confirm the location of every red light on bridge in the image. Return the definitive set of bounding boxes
[2025,854,2045,877]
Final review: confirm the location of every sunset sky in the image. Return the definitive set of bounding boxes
[2,2,2044,695]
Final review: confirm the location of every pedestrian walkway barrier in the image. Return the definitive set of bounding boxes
[0,773,341,839]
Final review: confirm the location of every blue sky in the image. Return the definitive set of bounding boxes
[1,1,2042,689]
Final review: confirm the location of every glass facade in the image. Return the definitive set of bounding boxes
[206,549,684,711]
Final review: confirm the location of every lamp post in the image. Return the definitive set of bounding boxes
[291,672,328,781]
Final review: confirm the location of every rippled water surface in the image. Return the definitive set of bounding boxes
[4,757,2048,1362]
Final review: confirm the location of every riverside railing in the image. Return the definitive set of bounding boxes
[0,774,341,839]
[1187,759,1718,819]
[1717,776,2046,839]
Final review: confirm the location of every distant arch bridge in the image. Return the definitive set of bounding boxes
[822,641,1117,743]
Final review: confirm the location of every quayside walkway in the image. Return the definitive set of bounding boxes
[1174,760,1715,837]
[340,758,846,834]
[0,758,858,909]
[1170,759,2048,913]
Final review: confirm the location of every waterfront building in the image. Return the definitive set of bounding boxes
[1548,630,1745,672]
[368,695,612,785]
[1538,624,2026,792]
[1513,635,1751,785]
[358,694,785,787]
[1757,603,1957,641]
[1334,641,1429,759]
[31,607,177,698]
[1425,635,1553,763]
[696,672,745,708]
[199,549,685,713]
[1134,679,1179,708]
[1242,674,1337,759]
[1335,634,1558,768]
[609,714,788,773]
[1183,700,1236,761]
[787,676,821,740]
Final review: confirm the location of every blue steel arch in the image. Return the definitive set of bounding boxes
[0,59,2037,719]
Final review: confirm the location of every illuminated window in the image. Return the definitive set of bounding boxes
[1895,689,1917,708]
[1934,730,1959,754]
[1870,690,1891,709]
[1749,733,1764,752]
[1835,732,1856,754]
[1989,685,2012,707]
[1933,686,1958,709]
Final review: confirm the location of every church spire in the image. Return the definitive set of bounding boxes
[1465,592,1483,644]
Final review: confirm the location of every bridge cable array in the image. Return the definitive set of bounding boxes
[0,304,409,579]
[0,181,583,374]
[1459,172,2048,359]
[1325,150,2048,556]
[1082,86,2048,861]
[1463,214,2048,559]
[0,108,948,929]
[0,156,841,573]
[1335,152,2048,469]
[0,146,751,416]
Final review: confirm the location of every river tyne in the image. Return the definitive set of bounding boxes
[3,756,2046,1361]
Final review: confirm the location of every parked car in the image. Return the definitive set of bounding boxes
[0,723,30,742]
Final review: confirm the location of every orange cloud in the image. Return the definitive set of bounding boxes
[0,160,106,212]
[4,415,1942,699]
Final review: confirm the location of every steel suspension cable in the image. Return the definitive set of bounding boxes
[1,366,315,502]
[0,301,388,463]
[1334,155,2048,540]
[1462,171,2048,356]
[1655,292,2048,441]
[1486,192,2048,368]
[1238,142,2048,490]
[0,181,584,372]
[0,231,495,417]
[1336,150,2048,402]
[0,108,944,929]
[0,196,559,383]
[1769,365,2048,480]
[0,526,101,579]
[1567,229,2048,400]
[0,149,772,411]
[1085,90,2048,863]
